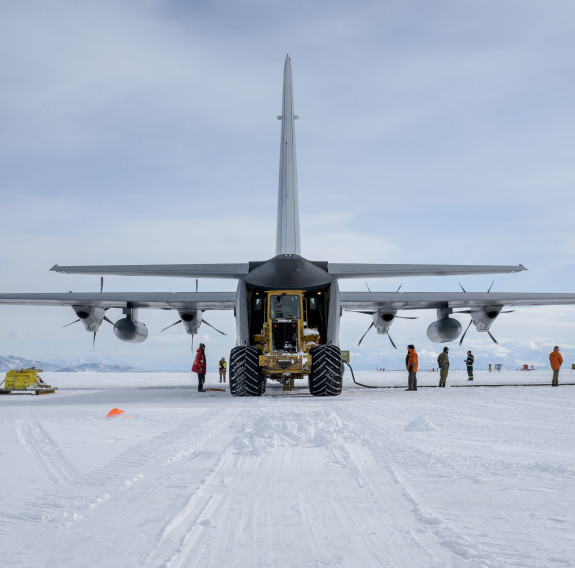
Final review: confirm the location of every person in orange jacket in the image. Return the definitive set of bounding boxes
[405,344,418,391]
[549,345,563,386]
[192,343,207,392]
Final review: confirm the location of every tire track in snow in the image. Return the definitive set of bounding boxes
[81,408,224,487]
[157,406,444,568]
[142,413,242,568]
[339,404,511,568]
[21,405,244,567]
[15,420,80,486]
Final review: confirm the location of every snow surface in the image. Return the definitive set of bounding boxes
[2,369,574,568]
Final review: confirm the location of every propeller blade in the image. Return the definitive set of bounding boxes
[195,278,199,293]
[458,282,467,293]
[100,276,104,293]
[358,322,374,346]
[161,320,182,332]
[202,318,226,335]
[396,283,402,292]
[388,333,397,349]
[63,319,80,328]
[501,310,515,313]
[103,316,115,325]
[396,315,418,320]
[487,330,499,344]
[487,280,494,293]
[459,319,473,346]
[364,281,371,292]
[453,310,471,314]
[92,331,97,349]
[191,335,195,352]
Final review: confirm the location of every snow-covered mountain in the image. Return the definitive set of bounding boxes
[54,363,138,373]
[0,355,138,373]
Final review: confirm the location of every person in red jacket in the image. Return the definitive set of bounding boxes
[549,345,563,387]
[192,343,207,392]
[405,344,418,391]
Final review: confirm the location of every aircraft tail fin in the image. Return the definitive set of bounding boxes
[275,55,301,256]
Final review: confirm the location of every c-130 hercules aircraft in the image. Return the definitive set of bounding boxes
[2,55,575,396]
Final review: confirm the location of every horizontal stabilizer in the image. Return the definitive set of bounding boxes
[51,264,249,279]
[329,263,527,279]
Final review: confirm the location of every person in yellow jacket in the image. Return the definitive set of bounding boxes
[219,357,227,383]
[405,344,418,391]
[549,346,563,386]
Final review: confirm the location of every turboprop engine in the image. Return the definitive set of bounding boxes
[469,305,503,331]
[373,308,397,334]
[457,304,507,344]
[426,308,462,343]
[178,309,202,335]
[71,305,107,332]
[358,307,417,349]
[113,307,148,343]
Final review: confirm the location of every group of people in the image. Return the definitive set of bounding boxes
[406,344,564,389]
[191,342,566,393]
[405,345,474,390]
[191,343,228,392]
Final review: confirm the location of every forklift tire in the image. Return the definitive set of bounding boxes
[229,346,265,397]
[308,345,343,396]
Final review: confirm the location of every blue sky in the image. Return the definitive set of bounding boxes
[1,0,574,371]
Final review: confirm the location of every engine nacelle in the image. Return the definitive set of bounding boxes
[470,305,503,332]
[114,316,148,343]
[427,317,462,343]
[373,308,397,334]
[179,309,202,335]
[72,305,106,332]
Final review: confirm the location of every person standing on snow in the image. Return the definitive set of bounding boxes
[549,345,563,386]
[437,346,449,387]
[465,350,474,381]
[192,343,207,392]
[218,357,227,383]
[406,344,418,391]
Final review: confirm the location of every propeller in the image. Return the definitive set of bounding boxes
[357,315,417,349]
[162,278,227,346]
[63,276,113,348]
[456,281,514,345]
[358,322,374,346]
[358,324,398,349]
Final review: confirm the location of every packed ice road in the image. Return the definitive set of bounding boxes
[2,370,574,567]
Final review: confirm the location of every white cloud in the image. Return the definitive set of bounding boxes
[1,0,575,370]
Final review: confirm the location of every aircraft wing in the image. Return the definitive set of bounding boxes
[340,291,575,311]
[329,263,527,279]
[50,264,249,279]
[0,292,237,310]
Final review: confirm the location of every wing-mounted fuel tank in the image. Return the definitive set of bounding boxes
[427,307,462,343]
[113,307,148,343]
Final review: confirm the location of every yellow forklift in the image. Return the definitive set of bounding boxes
[229,290,343,396]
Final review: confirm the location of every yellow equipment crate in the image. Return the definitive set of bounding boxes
[5,368,43,390]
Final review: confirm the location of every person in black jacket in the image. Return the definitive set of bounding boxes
[465,350,474,381]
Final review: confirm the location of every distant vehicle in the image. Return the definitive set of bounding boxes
[2,56,575,396]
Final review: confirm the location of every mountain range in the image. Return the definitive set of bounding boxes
[0,355,139,373]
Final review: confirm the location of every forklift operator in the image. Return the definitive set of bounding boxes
[272,294,300,319]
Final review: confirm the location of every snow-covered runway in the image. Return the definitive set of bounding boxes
[2,370,574,567]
